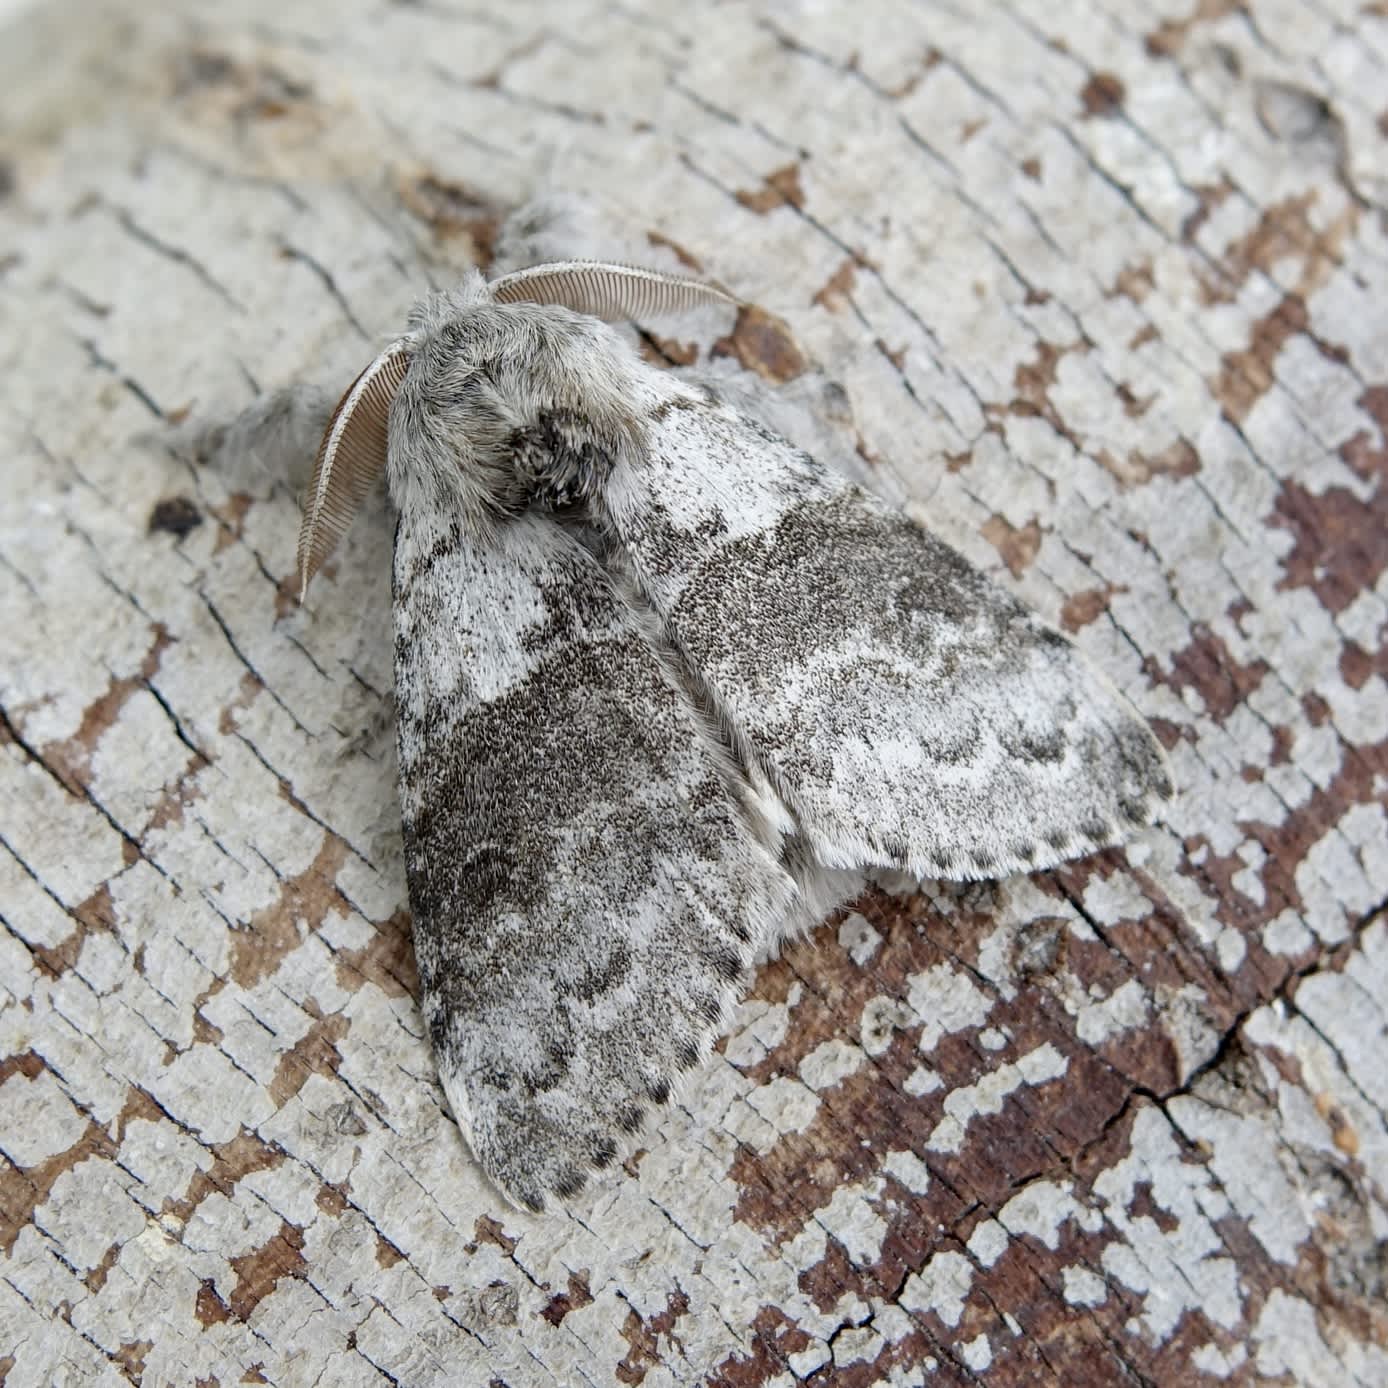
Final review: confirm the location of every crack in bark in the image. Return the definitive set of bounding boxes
[5,2,1387,1383]
[110,205,243,310]
[277,242,370,339]
[0,704,164,879]
[198,591,310,737]
[75,336,166,420]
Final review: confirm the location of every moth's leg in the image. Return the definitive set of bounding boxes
[167,380,397,752]
[183,382,336,493]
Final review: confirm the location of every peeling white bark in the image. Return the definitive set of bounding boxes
[2,1,1386,1384]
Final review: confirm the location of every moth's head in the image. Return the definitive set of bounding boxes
[295,261,737,600]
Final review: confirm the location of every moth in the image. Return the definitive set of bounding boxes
[298,260,1173,1212]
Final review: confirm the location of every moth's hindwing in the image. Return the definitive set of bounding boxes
[601,389,1174,882]
[393,506,793,1210]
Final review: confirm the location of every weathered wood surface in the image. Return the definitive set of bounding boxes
[2,1,1387,1384]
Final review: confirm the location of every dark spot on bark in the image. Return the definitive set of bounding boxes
[735,163,804,214]
[474,1214,517,1254]
[541,1270,595,1326]
[227,1221,306,1321]
[194,1279,231,1326]
[1181,177,1236,244]
[1109,260,1155,301]
[267,1012,347,1106]
[646,229,703,271]
[712,305,807,384]
[397,174,499,264]
[228,838,350,991]
[1214,294,1308,423]
[315,1183,349,1215]
[82,1243,119,1293]
[1146,623,1270,722]
[1082,71,1125,117]
[1061,585,1119,633]
[617,1288,692,1385]
[982,515,1042,578]
[113,1343,153,1381]
[1272,467,1388,616]
[812,259,857,312]
[1145,2,1243,59]
[1340,642,1377,691]
[1128,1180,1180,1233]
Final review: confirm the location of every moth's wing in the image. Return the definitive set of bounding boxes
[599,386,1173,881]
[394,506,793,1211]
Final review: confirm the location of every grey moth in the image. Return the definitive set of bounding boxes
[298,259,1173,1212]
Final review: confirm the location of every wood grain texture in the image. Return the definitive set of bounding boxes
[1,1,1385,1383]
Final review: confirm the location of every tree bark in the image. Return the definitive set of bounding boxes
[2,1,1386,1384]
